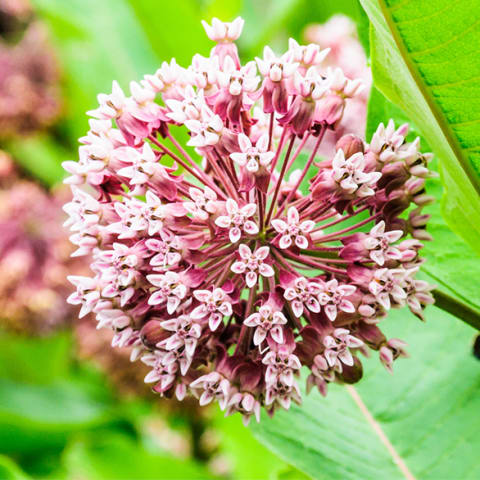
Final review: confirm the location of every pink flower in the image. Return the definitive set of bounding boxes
[331,149,381,197]
[283,276,322,317]
[190,371,231,408]
[147,271,188,314]
[230,133,274,192]
[231,244,274,288]
[379,339,408,374]
[215,199,259,243]
[272,206,315,249]
[183,186,218,220]
[323,328,363,371]
[256,46,298,114]
[368,268,408,310]
[159,315,202,360]
[192,287,233,331]
[244,303,287,345]
[341,221,403,266]
[201,17,244,43]
[318,279,356,321]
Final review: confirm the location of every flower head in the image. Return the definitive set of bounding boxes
[64,17,434,425]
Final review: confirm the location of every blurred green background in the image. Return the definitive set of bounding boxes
[0,0,370,478]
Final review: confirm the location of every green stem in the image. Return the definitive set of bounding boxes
[433,289,480,331]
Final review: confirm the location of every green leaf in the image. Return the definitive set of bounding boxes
[214,413,290,480]
[31,0,160,143]
[0,456,31,480]
[251,307,480,479]
[62,433,211,480]
[128,0,212,65]
[359,0,480,255]
[0,332,122,454]
[0,332,72,384]
[5,135,68,187]
[0,378,118,454]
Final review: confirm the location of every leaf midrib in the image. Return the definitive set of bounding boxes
[346,386,416,480]
[377,0,480,196]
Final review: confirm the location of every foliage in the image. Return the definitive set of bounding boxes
[360,0,480,255]
[251,307,480,479]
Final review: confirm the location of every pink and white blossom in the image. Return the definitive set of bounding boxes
[191,287,233,331]
[64,16,434,423]
[272,206,314,249]
[231,244,274,288]
[215,199,259,243]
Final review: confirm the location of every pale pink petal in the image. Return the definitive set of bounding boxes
[255,246,270,260]
[271,219,287,233]
[246,271,258,288]
[229,227,241,243]
[291,300,304,318]
[215,215,231,228]
[278,235,291,250]
[244,220,259,235]
[209,313,223,331]
[241,203,257,217]
[226,198,239,215]
[287,206,299,224]
[370,250,385,265]
[238,244,251,259]
[338,349,354,366]
[325,304,338,321]
[259,263,275,277]
[270,326,284,344]
[295,235,309,249]
[253,328,267,345]
[300,220,315,233]
[339,299,355,313]
[231,261,247,274]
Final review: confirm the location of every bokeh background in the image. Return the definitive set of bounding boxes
[0,1,372,478]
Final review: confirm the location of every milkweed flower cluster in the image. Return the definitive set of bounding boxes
[0,154,82,334]
[0,8,60,138]
[64,17,435,425]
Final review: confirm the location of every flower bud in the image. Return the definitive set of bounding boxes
[335,134,364,158]
[140,320,165,348]
[337,356,363,384]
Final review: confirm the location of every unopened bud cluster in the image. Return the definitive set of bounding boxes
[64,17,434,425]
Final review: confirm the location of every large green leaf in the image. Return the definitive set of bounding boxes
[359,0,480,255]
[214,413,294,480]
[251,307,480,479]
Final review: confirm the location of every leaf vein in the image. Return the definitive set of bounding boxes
[346,385,416,480]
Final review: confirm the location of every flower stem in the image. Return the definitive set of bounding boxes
[265,134,296,225]
[276,125,326,217]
